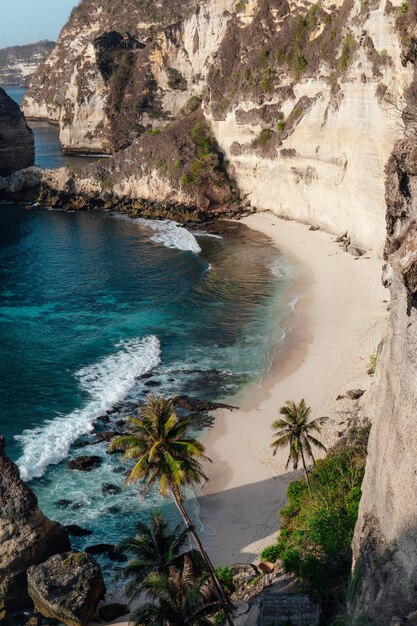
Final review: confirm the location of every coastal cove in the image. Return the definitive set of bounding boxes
[0,201,297,591]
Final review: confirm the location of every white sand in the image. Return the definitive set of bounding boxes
[104,212,388,623]
[198,212,388,565]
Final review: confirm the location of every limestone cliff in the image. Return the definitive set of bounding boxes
[351,12,417,622]
[0,435,70,618]
[0,40,55,86]
[0,87,34,176]
[23,0,412,251]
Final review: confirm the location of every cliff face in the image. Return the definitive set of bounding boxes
[0,41,55,86]
[0,435,70,618]
[23,0,411,251]
[0,87,34,176]
[351,14,417,620]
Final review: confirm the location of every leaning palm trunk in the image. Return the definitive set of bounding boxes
[171,486,234,626]
[299,447,311,492]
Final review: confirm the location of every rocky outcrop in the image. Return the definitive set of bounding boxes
[0,40,55,86]
[27,552,105,626]
[0,435,70,618]
[37,109,242,219]
[351,13,417,618]
[0,88,34,176]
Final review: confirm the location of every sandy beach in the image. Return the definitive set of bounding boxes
[104,211,388,623]
[199,211,388,566]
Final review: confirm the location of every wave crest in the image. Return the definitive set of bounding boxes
[16,335,161,481]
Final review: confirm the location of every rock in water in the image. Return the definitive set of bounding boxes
[98,604,128,622]
[27,552,106,626]
[0,88,34,176]
[0,435,70,617]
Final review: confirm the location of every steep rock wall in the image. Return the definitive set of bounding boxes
[0,87,34,176]
[351,49,417,622]
[23,0,412,252]
[22,0,234,154]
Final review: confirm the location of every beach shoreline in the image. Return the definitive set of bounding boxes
[199,211,388,565]
[100,210,388,623]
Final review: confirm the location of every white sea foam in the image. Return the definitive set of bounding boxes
[16,335,161,481]
[137,219,202,253]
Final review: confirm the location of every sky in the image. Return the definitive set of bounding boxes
[0,0,80,49]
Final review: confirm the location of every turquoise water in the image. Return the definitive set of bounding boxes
[1,84,296,587]
[0,200,295,585]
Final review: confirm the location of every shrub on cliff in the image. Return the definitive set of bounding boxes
[261,425,369,607]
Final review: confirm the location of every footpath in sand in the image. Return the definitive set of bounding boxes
[199,212,388,566]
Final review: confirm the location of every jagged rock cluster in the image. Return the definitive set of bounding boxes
[0,40,55,86]
[0,88,34,176]
[0,435,105,625]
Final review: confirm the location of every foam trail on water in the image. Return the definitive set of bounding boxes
[16,336,161,481]
[138,219,201,253]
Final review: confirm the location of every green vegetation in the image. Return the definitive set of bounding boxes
[236,0,248,13]
[257,128,274,147]
[215,566,235,595]
[179,119,226,190]
[109,395,233,624]
[368,354,377,375]
[271,399,327,489]
[100,176,113,190]
[146,129,161,136]
[262,425,369,606]
[131,555,226,626]
[399,1,409,12]
[117,511,202,599]
[277,120,286,132]
[340,32,358,71]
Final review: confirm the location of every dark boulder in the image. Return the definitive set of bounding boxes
[27,552,105,626]
[64,525,93,538]
[94,431,118,443]
[54,499,73,508]
[98,604,128,622]
[67,456,102,471]
[346,389,365,400]
[102,483,121,495]
[85,544,113,555]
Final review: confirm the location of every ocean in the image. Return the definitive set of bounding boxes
[1,86,296,587]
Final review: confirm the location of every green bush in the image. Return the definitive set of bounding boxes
[399,1,408,12]
[340,32,357,70]
[260,544,281,562]
[264,429,368,604]
[215,565,235,594]
[257,128,274,146]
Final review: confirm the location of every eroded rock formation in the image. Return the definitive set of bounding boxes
[351,11,417,619]
[0,435,70,618]
[0,88,34,176]
[27,552,106,626]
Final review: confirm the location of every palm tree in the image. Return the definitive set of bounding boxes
[109,395,234,624]
[131,555,226,626]
[271,399,327,490]
[117,510,204,600]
